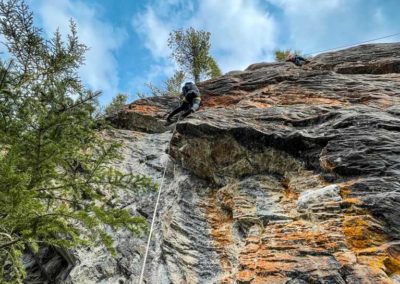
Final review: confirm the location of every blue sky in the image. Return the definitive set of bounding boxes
[25,0,400,104]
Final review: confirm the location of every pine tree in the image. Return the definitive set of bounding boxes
[168,27,221,83]
[165,70,186,96]
[0,1,156,282]
[145,70,186,97]
[206,56,222,79]
[105,93,128,116]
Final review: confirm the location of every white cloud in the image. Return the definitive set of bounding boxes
[128,62,176,97]
[131,0,399,91]
[192,0,277,71]
[266,0,347,53]
[133,7,171,60]
[35,0,126,103]
[131,3,180,94]
[132,0,277,73]
[265,0,398,55]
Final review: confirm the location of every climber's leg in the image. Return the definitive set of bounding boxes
[181,100,200,119]
[166,103,189,122]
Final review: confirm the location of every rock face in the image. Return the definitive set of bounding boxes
[35,43,400,283]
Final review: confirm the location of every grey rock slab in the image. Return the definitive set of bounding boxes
[297,184,341,210]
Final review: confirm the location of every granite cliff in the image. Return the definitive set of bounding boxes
[28,43,400,284]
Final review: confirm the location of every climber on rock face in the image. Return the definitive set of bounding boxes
[286,53,310,66]
[165,81,201,123]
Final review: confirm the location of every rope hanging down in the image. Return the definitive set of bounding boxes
[304,31,400,56]
[138,117,180,284]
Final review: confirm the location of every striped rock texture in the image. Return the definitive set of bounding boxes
[29,43,400,284]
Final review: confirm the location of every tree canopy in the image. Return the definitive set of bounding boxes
[168,27,221,83]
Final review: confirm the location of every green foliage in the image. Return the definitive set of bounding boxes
[206,56,222,79]
[0,1,156,282]
[274,49,303,62]
[104,93,128,116]
[138,27,221,99]
[137,70,185,98]
[168,27,221,83]
[144,82,165,97]
[165,70,185,96]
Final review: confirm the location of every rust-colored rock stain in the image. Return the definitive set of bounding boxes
[203,175,400,283]
[108,43,400,283]
[202,94,245,108]
[127,104,160,115]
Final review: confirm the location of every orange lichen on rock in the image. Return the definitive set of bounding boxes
[339,186,352,199]
[236,270,255,283]
[339,184,362,205]
[384,252,400,276]
[281,178,300,201]
[237,100,272,109]
[202,94,245,108]
[340,188,400,279]
[339,182,363,206]
[127,104,160,115]
[274,93,345,107]
[252,275,289,284]
[203,168,398,282]
[342,216,387,249]
[360,252,400,280]
[264,85,348,107]
[266,220,340,250]
[203,189,234,257]
[343,197,363,205]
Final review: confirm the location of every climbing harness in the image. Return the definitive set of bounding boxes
[138,116,181,284]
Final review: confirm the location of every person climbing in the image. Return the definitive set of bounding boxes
[286,53,310,66]
[165,81,201,123]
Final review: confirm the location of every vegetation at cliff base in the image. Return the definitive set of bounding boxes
[0,0,155,282]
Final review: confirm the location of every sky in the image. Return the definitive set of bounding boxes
[23,0,400,104]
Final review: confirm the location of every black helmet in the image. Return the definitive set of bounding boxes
[183,82,194,92]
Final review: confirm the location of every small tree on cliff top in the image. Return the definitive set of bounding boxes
[168,27,221,83]
[274,49,304,62]
[0,0,155,282]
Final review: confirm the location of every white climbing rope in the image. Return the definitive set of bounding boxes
[138,116,180,284]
